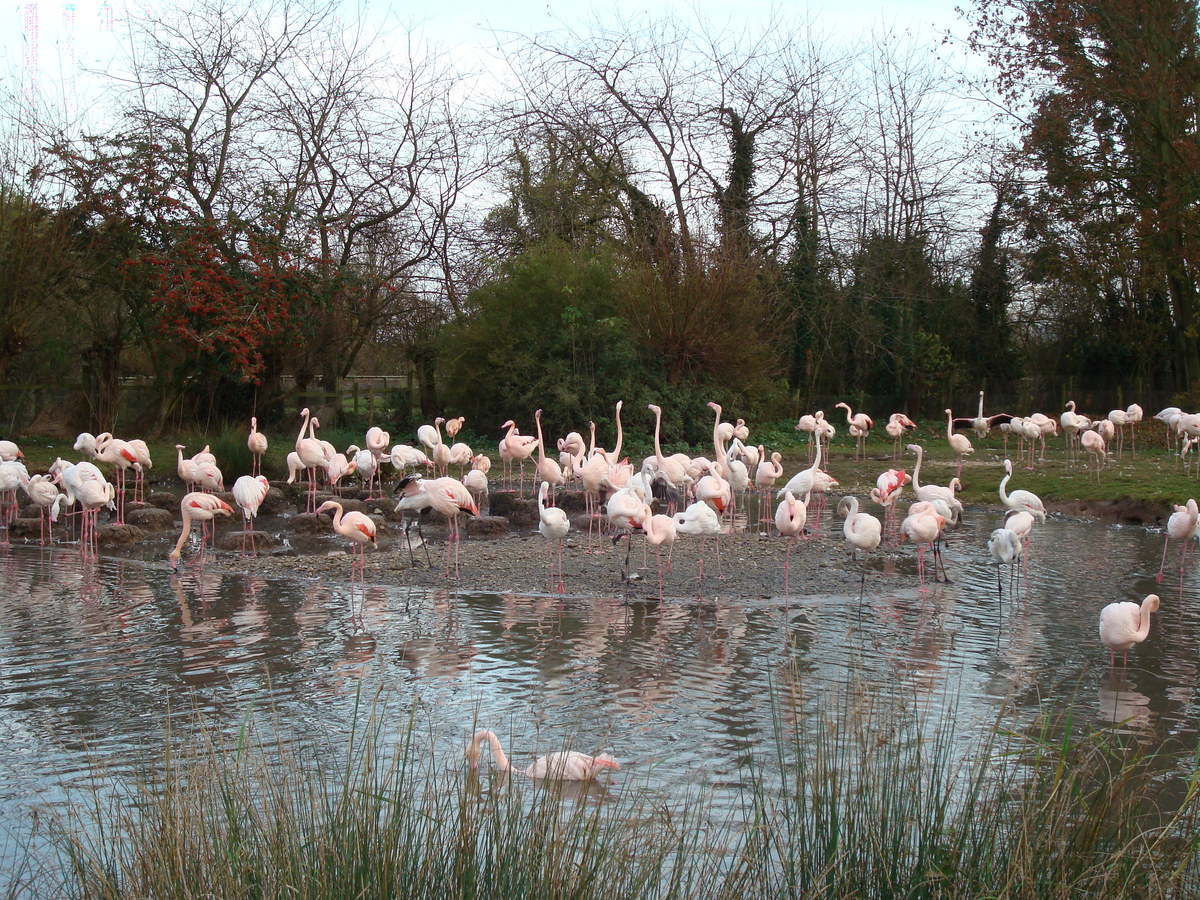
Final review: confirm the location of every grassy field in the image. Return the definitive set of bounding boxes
[12,417,1193,516]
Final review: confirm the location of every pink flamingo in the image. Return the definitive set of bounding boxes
[232,474,271,556]
[316,500,377,586]
[247,417,268,476]
[169,492,233,570]
[775,490,807,603]
[467,729,618,781]
[538,480,570,594]
[1099,594,1160,667]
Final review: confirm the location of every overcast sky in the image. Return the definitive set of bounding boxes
[3,0,970,120]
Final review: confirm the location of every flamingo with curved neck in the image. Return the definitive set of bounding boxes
[466,729,619,780]
[1099,594,1161,667]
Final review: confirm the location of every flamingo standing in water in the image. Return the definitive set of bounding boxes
[987,527,1024,617]
[232,474,271,556]
[1157,498,1198,584]
[870,467,910,542]
[837,496,881,602]
[22,474,63,545]
[634,502,676,600]
[247,417,268,476]
[999,459,1047,524]
[169,492,233,570]
[466,729,618,781]
[775,490,807,603]
[901,502,946,589]
[537,480,570,594]
[316,499,377,586]
[1099,594,1160,667]
[754,446,784,527]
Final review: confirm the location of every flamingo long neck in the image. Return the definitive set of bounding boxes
[999,465,1012,505]
[613,402,624,459]
[977,392,985,419]
[946,409,954,440]
[170,509,195,563]
[297,410,311,450]
[652,408,666,467]
[808,432,823,475]
[912,446,923,490]
[535,413,547,465]
[474,730,513,772]
[842,404,853,426]
[1134,598,1156,641]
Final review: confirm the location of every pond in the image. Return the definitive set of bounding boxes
[0,506,1194,883]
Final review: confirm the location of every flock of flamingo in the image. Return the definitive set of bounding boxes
[0,391,1189,747]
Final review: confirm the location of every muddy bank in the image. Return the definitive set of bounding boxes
[11,480,1169,600]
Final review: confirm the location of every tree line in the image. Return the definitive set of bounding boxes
[0,0,1194,443]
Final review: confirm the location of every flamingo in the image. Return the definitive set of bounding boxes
[0,440,23,462]
[362,426,390,496]
[1081,428,1107,478]
[838,495,881,601]
[754,446,784,527]
[944,408,973,477]
[646,404,692,508]
[835,402,873,460]
[1157,499,1198,584]
[444,416,465,440]
[22,473,62,544]
[870,467,910,540]
[534,409,564,503]
[1061,401,1086,461]
[83,433,139,525]
[417,419,443,454]
[500,420,539,493]
[634,502,676,600]
[296,408,327,512]
[391,443,432,474]
[987,527,1023,616]
[901,502,946,589]
[247,417,268,476]
[466,729,618,781]
[169,492,233,570]
[316,500,377,586]
[463,461,489,509]
[907,443,963,525]
[538,481,570,594]
[231,474,271,556]
[775,490,807,602]
[0,460,25,539]
[1125,403,1143,453]
[192,459,224,493]
[673,500,723,596]
[885,413,917,459]
[999,459,1046,523]
[403,475,479,579]
[325,450,356,494]
[1099,594,1160,667]
[795,412,820,459]
[429,418,452,476]
[175,444,199,492]
[607,483,646,581]
[966,391,1009,441]
[392,475,434,568]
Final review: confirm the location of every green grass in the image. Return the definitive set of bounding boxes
[11,417,1192,514]
[12,681,1200,899]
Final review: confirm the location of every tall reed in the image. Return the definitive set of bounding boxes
[24,681,1200,899]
